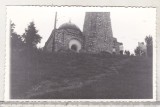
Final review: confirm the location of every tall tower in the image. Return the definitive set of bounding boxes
[83,12,113,53]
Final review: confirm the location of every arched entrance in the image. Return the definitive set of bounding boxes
[69,39,82,52]
[71,44,78,52]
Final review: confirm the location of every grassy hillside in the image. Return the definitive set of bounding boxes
[10,51,153,99]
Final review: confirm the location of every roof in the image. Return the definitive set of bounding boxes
[58,22,81,32]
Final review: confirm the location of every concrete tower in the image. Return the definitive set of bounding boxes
[83,12,113,53]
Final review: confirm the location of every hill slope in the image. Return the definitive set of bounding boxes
[11,52,153,99]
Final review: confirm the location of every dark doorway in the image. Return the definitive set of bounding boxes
[71,44,77,52]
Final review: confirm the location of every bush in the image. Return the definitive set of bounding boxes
[99,51,112,57]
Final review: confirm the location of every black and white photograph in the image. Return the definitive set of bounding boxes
[6,6,156,100]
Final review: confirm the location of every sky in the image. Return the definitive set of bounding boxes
[7,6,156,54]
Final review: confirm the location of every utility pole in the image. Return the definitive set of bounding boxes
[52,12,57,52]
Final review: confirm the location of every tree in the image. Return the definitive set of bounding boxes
[119,50,123,55]
[22,21,42,50]
[145,35,153,57]
[10,21,23,51]
[124,50,130,56]
[134,46,141,56]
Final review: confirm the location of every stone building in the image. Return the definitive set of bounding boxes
[83,12,113,53]
[44,22,84,53]
[44,12,123,54]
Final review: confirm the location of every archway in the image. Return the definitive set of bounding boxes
[69,39,82,53]
[71,44,78,52]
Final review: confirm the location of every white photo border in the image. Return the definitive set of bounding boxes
[5,6,156,102]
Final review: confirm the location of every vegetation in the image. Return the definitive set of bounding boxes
[120,50,123,55]
[10,22,24,51]
[145,35,153,57]
[134,46,141,56]
[134,35,153,57]
[11,52,152,99]
[124,50,130,56]
[10,21,42,53]
[22,22,42,50]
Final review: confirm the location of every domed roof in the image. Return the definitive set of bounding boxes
[58,22,81,32]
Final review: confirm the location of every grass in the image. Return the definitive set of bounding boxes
[10,51,153,99]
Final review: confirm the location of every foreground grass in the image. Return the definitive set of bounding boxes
[10,51,152,99]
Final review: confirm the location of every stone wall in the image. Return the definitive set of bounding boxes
[44,28,84,52]
[44,30,55,52]
[55,29,83,52]
[83,12,114,53]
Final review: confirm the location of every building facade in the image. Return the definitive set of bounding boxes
[44,22,84,53]
[44,12,123,54]
[83,12,113,53]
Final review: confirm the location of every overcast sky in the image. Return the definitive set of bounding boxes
[7,6,156,53]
